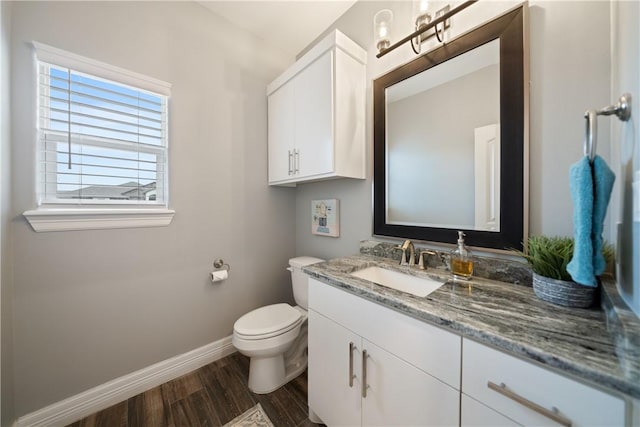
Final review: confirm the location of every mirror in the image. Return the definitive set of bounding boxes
[373,6,527,251]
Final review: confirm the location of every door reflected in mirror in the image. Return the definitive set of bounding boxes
[386,39,501,231]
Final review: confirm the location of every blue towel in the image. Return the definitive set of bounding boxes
[567,157,596,286]
[592,155,615,275]
[567,155,616,287]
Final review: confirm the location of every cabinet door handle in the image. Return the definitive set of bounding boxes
[361,350,368,398]
[287,150,293,175]
[348,342,355,387]
[487,381,572,427]
[294,149,300,173]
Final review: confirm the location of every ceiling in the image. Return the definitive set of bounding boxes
[198,1,358,58]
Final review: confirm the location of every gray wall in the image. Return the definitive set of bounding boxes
[1,1,14,425]
[295,0,612,258]
[9,1,295,416]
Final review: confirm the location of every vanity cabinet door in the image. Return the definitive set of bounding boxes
[308,309,361,427]
[362,339,460,427]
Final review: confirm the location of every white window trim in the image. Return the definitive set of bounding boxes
[32,42,171,96]
[24,42,175,232]
[23,208,175,232]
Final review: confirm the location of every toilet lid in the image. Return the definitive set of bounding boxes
[234,303,302,338]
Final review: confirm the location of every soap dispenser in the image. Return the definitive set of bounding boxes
[450,231,474,280]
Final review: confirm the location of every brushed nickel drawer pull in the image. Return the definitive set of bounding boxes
[362,350,369,398]
[487,381,572,427]
[348,342,355,387]
[287,150,293,175]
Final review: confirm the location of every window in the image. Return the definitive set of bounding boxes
[24,43,174,232]
[39,58,168,205]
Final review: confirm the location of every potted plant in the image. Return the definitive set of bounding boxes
[518,236,613,308]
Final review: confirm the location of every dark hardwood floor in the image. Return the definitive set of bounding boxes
[66,352,319,427]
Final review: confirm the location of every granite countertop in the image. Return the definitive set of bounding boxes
[303,254,640,399]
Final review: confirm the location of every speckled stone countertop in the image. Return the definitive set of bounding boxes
[303,254,640,399]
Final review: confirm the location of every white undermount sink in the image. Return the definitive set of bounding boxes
[350,266,444,298]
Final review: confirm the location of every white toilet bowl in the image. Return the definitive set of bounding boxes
[232,256,323,394]
[233,304,307,393]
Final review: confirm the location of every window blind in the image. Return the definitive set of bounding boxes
[38,61,168,205]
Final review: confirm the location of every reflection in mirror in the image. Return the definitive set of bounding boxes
[373,6,527,251]
[386,39,500,231]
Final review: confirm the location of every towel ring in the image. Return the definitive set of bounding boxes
[584,93,632,162]
[598,93,632,121]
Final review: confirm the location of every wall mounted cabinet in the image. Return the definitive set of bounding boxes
[267,30,366,186]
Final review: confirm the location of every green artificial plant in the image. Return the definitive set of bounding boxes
[519,236,614,282]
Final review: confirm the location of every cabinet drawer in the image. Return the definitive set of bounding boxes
[461,394,520,426]
[309,279,461,389]
[462,338,625,426]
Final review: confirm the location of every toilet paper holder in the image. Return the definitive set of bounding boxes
[210,259,230,283]
[213,258,231,272]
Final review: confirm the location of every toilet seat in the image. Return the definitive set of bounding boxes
[234,303,302,340]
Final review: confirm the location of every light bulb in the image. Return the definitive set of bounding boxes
[374,9,393,52]
[418,0,430,15]
[413,0,432,28]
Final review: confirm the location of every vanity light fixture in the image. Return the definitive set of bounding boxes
[374,9,394,52]
[376,0,477,58]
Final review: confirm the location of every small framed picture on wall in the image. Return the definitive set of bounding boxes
[311,199,339,237]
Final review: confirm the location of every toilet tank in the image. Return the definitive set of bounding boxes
[289,256,324,309]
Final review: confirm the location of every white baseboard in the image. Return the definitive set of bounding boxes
[17,335,236,427]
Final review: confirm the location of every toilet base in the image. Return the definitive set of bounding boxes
[245,318,308,394]
[248,354,307,394]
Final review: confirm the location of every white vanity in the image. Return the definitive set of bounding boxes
[305,255,638,427]
[309,279,460,426]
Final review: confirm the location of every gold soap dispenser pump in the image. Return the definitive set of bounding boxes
[450,231,474,280]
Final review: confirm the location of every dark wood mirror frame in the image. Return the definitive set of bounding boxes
[373,6,527,251]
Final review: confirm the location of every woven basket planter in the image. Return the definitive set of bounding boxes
[532,273,596,308]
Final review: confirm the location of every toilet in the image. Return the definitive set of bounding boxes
[232,256,324,394]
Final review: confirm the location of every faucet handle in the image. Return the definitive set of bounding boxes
[418,250,437,270]
[393,245,408,265]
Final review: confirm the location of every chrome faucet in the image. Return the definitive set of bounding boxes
[395,240,415,266]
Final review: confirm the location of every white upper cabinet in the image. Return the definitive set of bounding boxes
[267,30,366,186]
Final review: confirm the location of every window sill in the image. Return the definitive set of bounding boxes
[23,208,175,232]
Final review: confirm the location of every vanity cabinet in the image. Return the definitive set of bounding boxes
[308,279,461,426]
[267,30,366,186]
[461,338,626,426]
